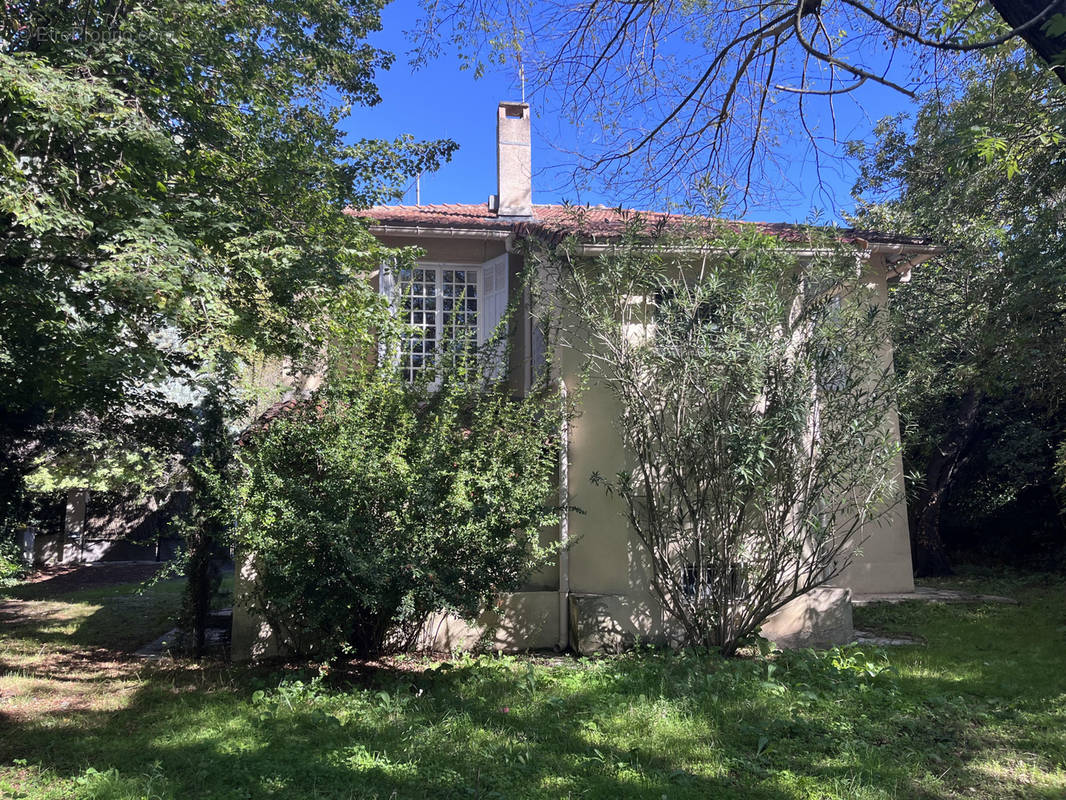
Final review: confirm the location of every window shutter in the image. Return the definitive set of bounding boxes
[378,260,397,367]
[379,260,396,306]
[480,253,510,379]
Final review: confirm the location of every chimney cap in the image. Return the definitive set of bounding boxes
[499,101,530,118]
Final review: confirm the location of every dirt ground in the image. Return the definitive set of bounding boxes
[0,564,182,724]
[22,561,167,593]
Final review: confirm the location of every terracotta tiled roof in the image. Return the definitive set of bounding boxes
[354,203,934,249]
[357,203,515,231]
[238,397,314,445]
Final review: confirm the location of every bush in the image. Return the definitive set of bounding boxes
[0,544,21,588]
[234,365,562,658]
[531,216,901,655]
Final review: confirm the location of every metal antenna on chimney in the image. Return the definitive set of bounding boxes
[416,172,421,206]
[510,14,526,103]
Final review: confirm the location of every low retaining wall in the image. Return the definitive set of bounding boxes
[19,529,175,567]
[232,549,854,661]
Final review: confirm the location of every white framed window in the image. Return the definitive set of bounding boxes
[396,264,479,381]
[380,255,509,383]
[682,561,749,601]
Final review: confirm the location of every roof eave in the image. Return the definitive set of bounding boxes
[858,240,944,282]
[574,239,942,260]
[367,224,514,243]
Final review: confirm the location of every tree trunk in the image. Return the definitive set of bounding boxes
[910,390,982,577]
[988,0,1066,86]
[186,530,213,657]
[911,474,955,577]
[181,374,232,659]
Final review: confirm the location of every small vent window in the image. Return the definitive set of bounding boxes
[682,562,748,600]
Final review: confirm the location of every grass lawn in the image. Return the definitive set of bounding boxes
[1,571,1064,799]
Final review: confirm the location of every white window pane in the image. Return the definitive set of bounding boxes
[398,265,481,381]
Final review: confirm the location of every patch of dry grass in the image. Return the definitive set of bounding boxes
[0,577,183,730]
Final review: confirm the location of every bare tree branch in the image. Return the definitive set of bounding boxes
[841,0,1062,52]
[412,1,1066,209]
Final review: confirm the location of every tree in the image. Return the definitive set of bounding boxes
[851,58,1066,574]
[413,1,1066,207]
[991,0,1066,82]
[531,215,901,655]
[233,324,563,659]
[1,1,455,648]
[0,53,177,540]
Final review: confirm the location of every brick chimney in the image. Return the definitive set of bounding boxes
[492,101,532,218]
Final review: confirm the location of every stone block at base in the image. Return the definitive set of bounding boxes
[567,592,673,655]
[569,593,631,654]
[420,591,560,652]
[230,556,854,660]
[759,587,853,650]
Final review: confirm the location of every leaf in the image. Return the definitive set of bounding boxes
[1043,14,1066,38]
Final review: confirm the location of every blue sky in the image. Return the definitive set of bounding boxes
[342,0,918,224]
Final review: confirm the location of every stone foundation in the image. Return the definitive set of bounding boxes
[759,587,854,650]
[231,558,855,661]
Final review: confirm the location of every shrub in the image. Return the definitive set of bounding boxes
[233,364,562,658]
[0,544,21,588]
[531,215,901,656]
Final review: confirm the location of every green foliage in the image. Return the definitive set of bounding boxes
[0,1,456,542]
[233,357,562,659]
[1,1,459,647]
[1055,440,1066,510]
[851,57,1066,571]
[24,444,170,494]
[73,763,172,800]
[0,538,22,588]
[1046,13,1066,40]
[533,215,901,655]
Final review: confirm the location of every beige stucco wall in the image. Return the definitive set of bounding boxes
[837,256,914,595]
[557,343,661,607]
[373,234,507,266]
[230,235,912,661]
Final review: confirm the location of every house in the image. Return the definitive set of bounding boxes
[19,488,186,568]
[231,102,936,659]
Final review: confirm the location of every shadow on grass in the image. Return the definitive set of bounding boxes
[3,647,1060,800]
[0,584,183,656]
[2,574,1065,799]
[2,564,170,601]
[0,664,800,799]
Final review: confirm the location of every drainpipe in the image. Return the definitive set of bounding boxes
[557,379,570,651]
